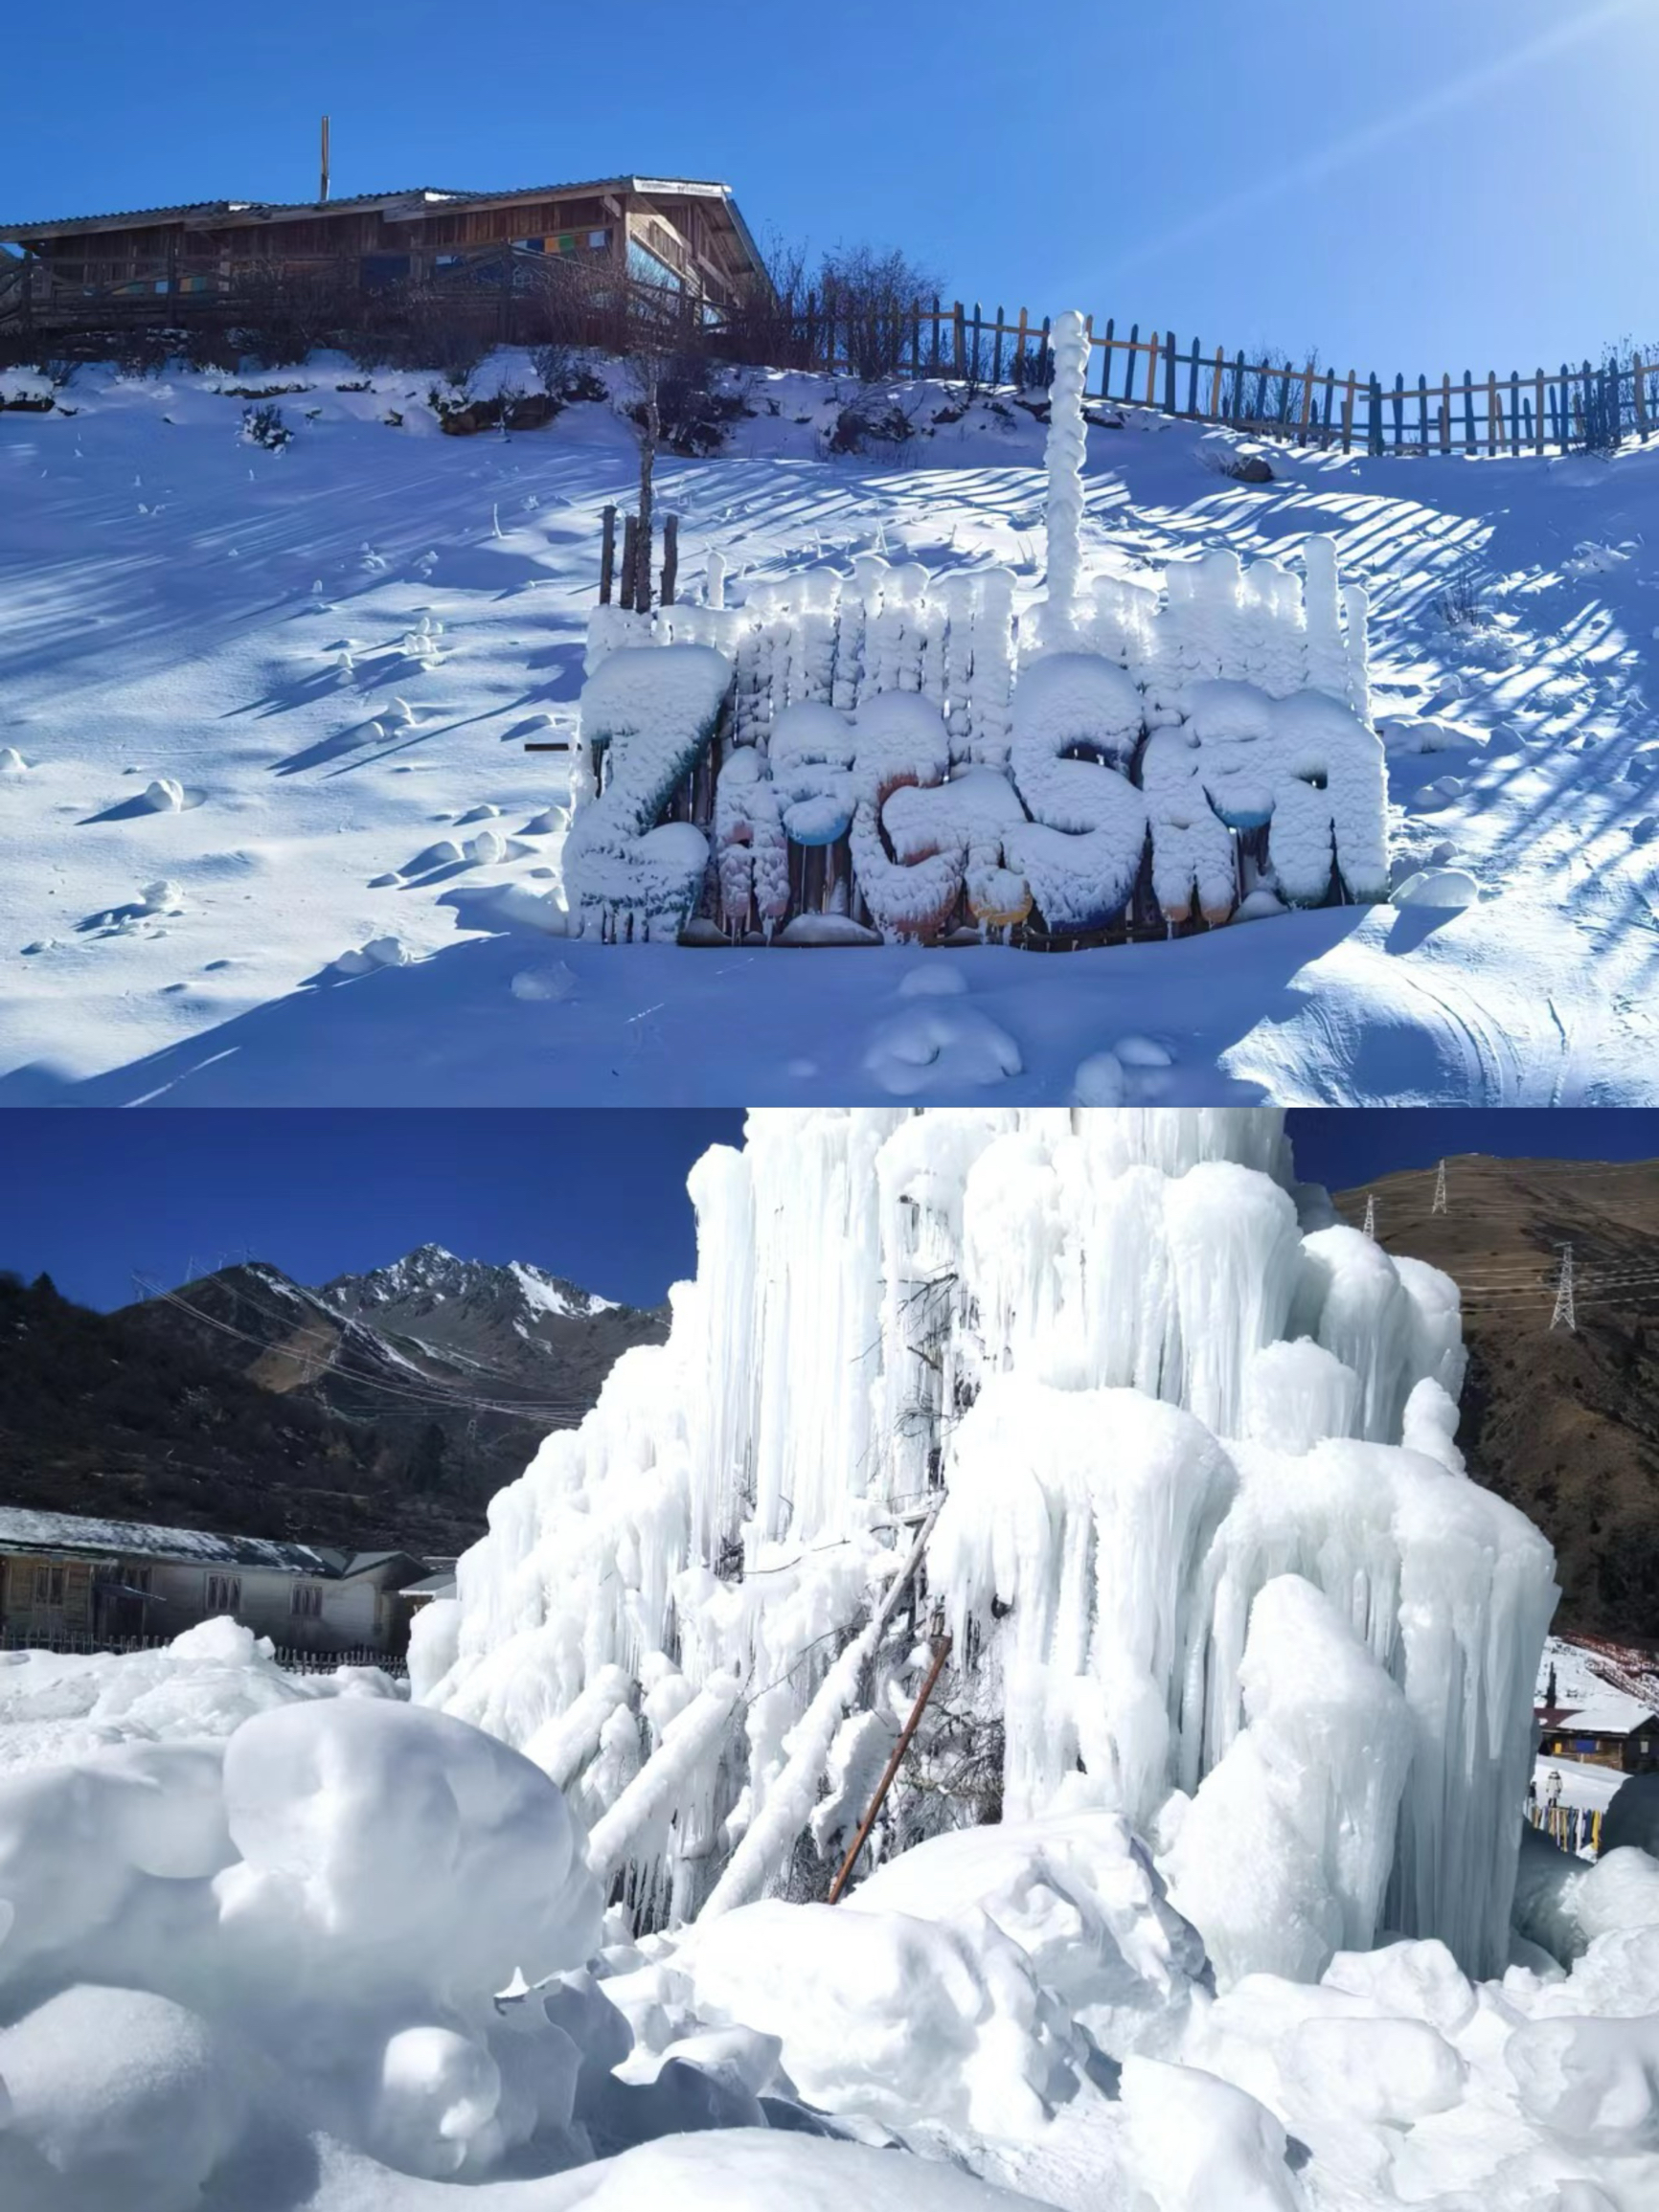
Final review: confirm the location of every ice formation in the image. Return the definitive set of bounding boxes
[585,530,1380,942]
[563,643,731,940]
[1040,308,1091,636]
[419,1109,1556,1985]
[575,311,1383,946]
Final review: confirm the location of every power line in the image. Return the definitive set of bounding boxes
[130,1275,598,1423]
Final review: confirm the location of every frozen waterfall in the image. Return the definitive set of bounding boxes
[415,1109,1556,1981]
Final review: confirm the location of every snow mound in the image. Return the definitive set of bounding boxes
[863,1005,1024,1094]
[848,1809,1211,2057]
[1393,866,1481,909]
[140,778,185,813]
[0,1696,605,2192]
[674,1896,1077,2136]
[0,1616,398,1776]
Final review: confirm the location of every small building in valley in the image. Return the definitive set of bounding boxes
[0,1506,424,1656]
[1535,1634,1659,1776]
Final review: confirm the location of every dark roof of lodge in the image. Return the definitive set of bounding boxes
[0,1505,415,1579]
[0,176,759,257]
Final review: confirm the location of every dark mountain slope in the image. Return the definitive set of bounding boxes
[0,1247,669,1555]
[1334,1155,1659,1638]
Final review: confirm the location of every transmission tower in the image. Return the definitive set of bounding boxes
[1550,1244,1576,1333]
[1362,1193,1376,1238]
[1431,1161,1448,1215]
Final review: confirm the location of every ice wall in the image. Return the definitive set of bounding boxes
[419,1110,1556,1976]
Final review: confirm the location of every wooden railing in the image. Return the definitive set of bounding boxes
[754,294,1648,459]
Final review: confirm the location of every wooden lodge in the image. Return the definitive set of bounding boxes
[1536,1691,1659,1775]
[0,173,770,344]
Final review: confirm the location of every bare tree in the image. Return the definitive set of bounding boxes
[622,347,665,613]
[818,242,943,383]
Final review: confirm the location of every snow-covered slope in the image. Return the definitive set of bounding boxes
[2,352,1655,1104]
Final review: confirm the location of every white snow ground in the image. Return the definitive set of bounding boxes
[3,353,1657,1105]
[7,1625,1659,2210]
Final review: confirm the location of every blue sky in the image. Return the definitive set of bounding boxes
[4,0,1654,376]
[3,1111,1654,1313]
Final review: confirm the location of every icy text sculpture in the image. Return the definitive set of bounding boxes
[416,1110,1556,1984]
[566,313,1385,946]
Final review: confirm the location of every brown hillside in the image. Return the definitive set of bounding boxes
[1332,1156,1659,1641]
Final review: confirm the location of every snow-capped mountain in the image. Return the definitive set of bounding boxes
[31,1247,675,1551]
[319,1244,659,1388]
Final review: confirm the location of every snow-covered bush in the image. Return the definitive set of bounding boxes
[240,402,290,451]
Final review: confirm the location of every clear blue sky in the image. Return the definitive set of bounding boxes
[3,0,1655,376]
[3,1111,1654,1314]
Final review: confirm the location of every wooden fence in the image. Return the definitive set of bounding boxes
[0,1624,408,1676]
[745,292,1649,460]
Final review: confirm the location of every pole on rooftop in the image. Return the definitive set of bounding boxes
[320,116,331,206]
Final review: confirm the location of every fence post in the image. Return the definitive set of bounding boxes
[1232,348,1247,420]
[661,512,679,607]
[1013,305,1030,389]
[1635,354,1648,440]
[1367,373,1382,456]
[1486,372,1500,456]
[1321,367,1335,441]
[619,513,639,612]
[991,304,1005,388]
[1340,371,1355,451]
[1211,346,1225,418]
[930,295,942,375]
[952,301,966,378]
[599,504,617,605]
[1101,315,1114,397]
[1146,332,1160,408]
[969,301,983,382]
[1461,372,1476,453]
[1298,361,1314,443]
[1159,332,1174,414]
[1187,336,1201,417]
[1534,369,1546,455]
[1124,323,1140,402]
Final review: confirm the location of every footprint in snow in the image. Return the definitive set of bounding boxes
[863,1005,1022,1096]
